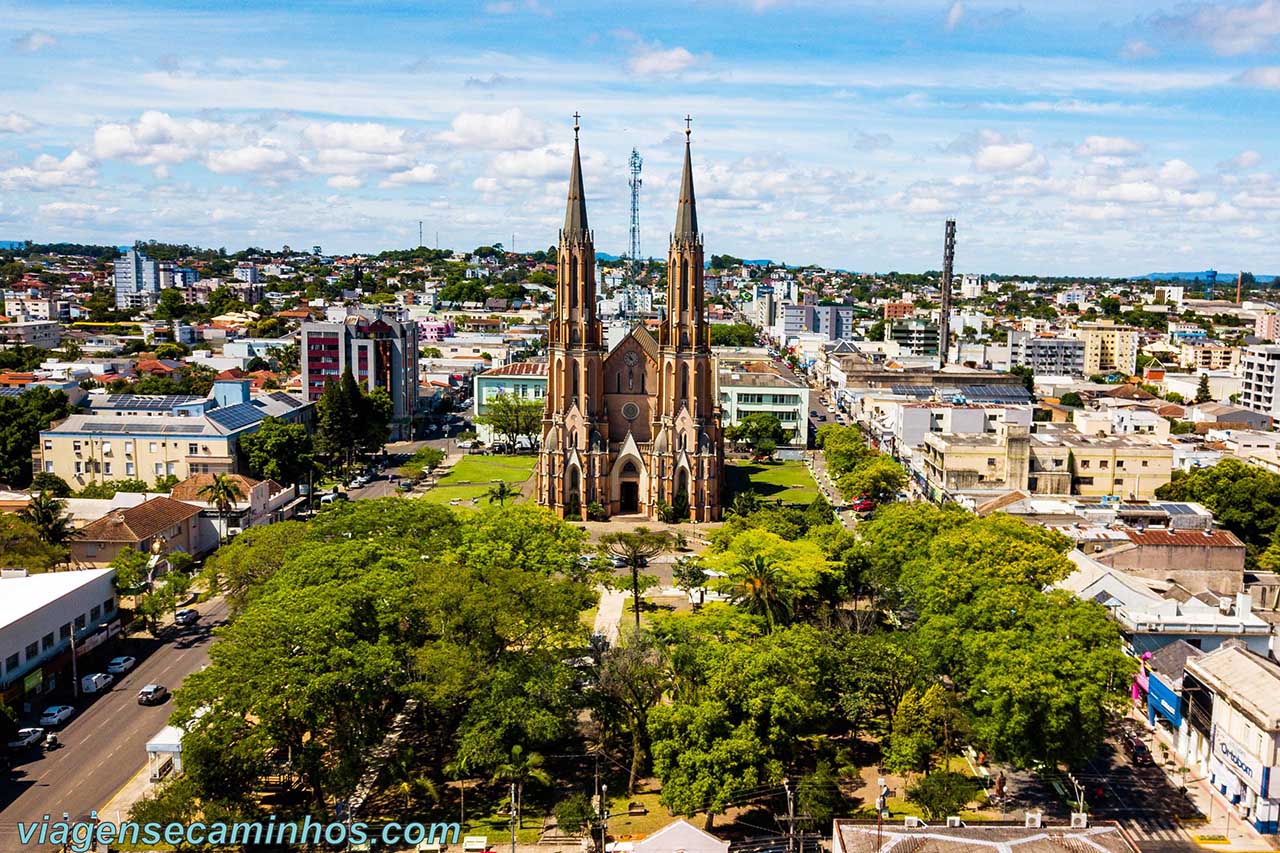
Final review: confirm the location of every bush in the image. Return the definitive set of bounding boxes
[586,501,608,521]
[553,792,595,836]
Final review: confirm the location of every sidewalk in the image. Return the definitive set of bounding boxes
[592,587,627,644]
[97,764,154,828]
[805,451,855,528]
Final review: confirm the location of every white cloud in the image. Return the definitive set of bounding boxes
[1074,135,1143,158]
[0,150,96,190]
[1157,0,1280,56]
[852,131,893,151]
[629,44,698,75]
[93,111,238,166]
[1237,66,1280,88]
[945,1,964,32]
[11,30,56,53]
[1120,39,1158,60]
[973,140,1044,174]
[327,175,362,190]
[439,108,546,151]
[1219,150,1263,170]
[37,201,119,221]
[1158,158,1199,189]
[0,112,36,134]
[379,164,441,187]
[490,145,570,181]
[302,121,410,154]
[205,144,291,175]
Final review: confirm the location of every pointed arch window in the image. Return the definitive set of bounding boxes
[572,362,580,397]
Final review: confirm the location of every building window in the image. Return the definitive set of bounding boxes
[1116,460,1125,469]
[5,653,17,672]
[987,457,996,466]
[75,614,85,630]
[149,442,158,452]
[25,642,38,661]
[103,598,115,614]
[103,462,112,475]
[1080,460,1090,469]
[59,623,70,640]
[188,443,199,455]
[1099,460,1108,469]
[90,605,100,621]
[41,632,53,651]
[1141,460,1149,468]
[126,462,135,476]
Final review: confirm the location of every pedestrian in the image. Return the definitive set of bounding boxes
[978,751,987,766]
[994,772,1006,800]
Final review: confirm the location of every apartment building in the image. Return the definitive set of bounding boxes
[114,248,160,310]
[1256,312,1280,343]
[920,421,1172,500]
[1009,331,1086,375]
[1078,321,1140,375]
[1180,342,1239,372]
[473,360,547,444]
[0,321,60,349]
[1240,345,1280,419]
[35,381,313,488]
[886,318,939,357]
[881,301,914,320]
[300,310,418,439]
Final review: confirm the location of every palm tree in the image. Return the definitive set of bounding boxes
[490,745,552,828]
[198,474,245,545]
[729,490,760,517]
[20,491,77,546]
[600,526,672,630]
[731,554,791,631]
[486,480,516,506]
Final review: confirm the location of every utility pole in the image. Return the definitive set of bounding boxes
[599,783,609,853]
[784,778,796,853]
[69,626,79,699]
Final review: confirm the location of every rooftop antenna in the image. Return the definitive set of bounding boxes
[418,220,423,249]
[627,147,643,324]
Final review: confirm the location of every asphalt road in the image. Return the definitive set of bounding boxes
[0,596,230,848]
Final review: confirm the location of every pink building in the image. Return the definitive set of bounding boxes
[418,320,455,342]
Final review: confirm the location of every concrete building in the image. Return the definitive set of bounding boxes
[1184,644,1280,834]
[1079,322,1140,375]
[920,422,1173,501]
[0,569,119,706]
[1180,342,1240,372]
[35,382,313,488]
[881,301,914,320]
[1256,312,1280,343]
[0,320,60,349]
[114,248,160,310]
[718,361,807,446]
[300,310,418,439]
[71,496,204,567]
[886,318,939,357]
[1240,345,1280,419]
[232,263,259,284]
[1009,332,1086,375]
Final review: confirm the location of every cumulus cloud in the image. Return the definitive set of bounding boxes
[1237,66,1280,88]
[379,164,441,187]
[967,133,1047,174]
[1158,158,1199,189]
[1120,39,1158,60]
[1155,0,1280,56]
[37,201,119,221]
[303,121,410,154]
[94,111,238,166]
[327,175,362,190]
[439,108,546,150]
[1074,135,1143,158]
[0,150,96,190]
[11,30,56,53]
[205,144,291,175]
[0,112,36,134]
[490,145,571,181]
[629,44,698,75]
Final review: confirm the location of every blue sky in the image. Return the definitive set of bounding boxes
[1,0,1279,275]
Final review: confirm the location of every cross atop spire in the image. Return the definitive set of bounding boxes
[674,115,698,238]
[563,115,588,238]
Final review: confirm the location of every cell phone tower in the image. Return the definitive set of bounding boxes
[626,148,643,323]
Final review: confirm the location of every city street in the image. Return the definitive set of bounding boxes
[0,596,229,847]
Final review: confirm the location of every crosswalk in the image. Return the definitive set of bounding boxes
[1123,816,1197,851]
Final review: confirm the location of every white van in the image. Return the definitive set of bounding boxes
[81,672,113,694]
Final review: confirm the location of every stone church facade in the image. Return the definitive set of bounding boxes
[535,121,724,522]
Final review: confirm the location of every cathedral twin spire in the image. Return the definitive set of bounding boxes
[561,114,700,244]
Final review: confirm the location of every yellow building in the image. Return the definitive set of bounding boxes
[921,421,1172,500]
[1078,321,1140,376]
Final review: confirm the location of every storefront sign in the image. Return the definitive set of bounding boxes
[1215,731,1271,797]
[22,668,41,693]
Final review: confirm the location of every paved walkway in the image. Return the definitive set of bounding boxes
[592,587,627,644]
[806,451,856,528]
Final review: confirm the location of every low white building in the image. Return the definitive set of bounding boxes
[0,569,118,707]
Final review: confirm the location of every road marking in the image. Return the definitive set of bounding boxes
[99,764,149,815]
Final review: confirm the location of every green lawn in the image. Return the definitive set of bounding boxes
[726,459,820,506]
[420,454,536,506]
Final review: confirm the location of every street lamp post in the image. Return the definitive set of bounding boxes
[69,627,79,699]
[598,784,610,853]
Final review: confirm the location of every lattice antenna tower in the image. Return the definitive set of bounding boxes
[939,218,956,368]
[627,148,643,323]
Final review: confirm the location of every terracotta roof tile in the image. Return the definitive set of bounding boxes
[77,496,202,543]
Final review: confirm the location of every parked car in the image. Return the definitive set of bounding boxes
[850,497,876,513]
[174,608,199,626]
[1123,733,1153,765]
[38,706,74,726]
[137,684,170,706]
[80,672,113,694]
[106,655,136,674]
[398,479,415,491]
[319,492,348,505]
[7,727,44,749]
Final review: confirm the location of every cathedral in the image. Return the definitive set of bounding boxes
[534,119,724,522]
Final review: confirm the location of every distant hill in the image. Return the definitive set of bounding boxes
[1141,271,1277,284]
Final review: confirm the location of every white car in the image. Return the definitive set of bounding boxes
[38,706,74,726]
[106,655,136,674]
[174,608,199,626]
[7,727,44,749]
